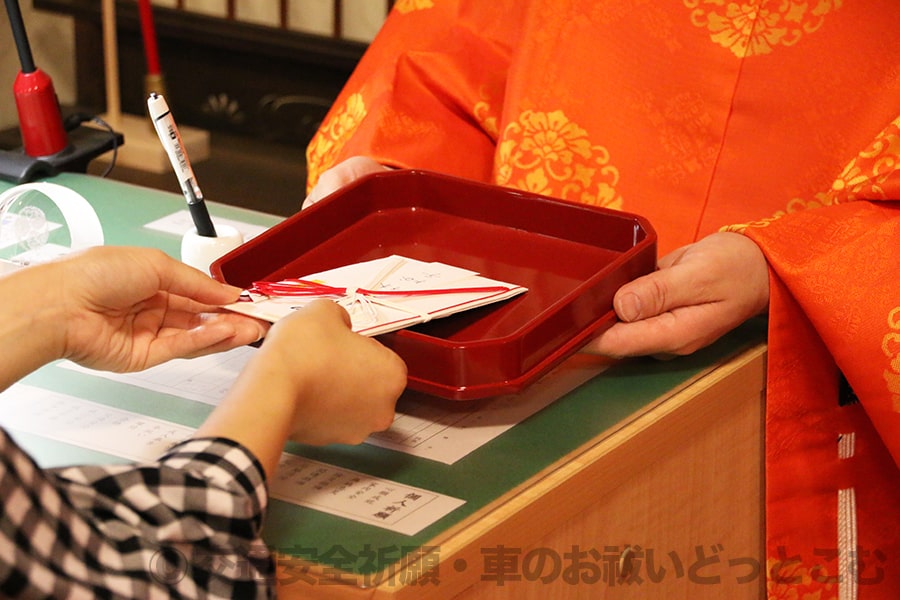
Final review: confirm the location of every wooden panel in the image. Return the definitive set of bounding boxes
[443,345,766,600]
[35,0,368,149]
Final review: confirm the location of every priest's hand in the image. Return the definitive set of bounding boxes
[585,232,769,358]
[302,156,392,209]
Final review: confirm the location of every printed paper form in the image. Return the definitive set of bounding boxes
[59,348,609,465]
[271,453,464,535]
[0,385,192,462]
[0,385,464,536]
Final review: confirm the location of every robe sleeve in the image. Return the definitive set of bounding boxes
[306,1,525,191]
[743,115,900,469]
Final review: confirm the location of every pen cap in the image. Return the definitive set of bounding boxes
[181,223,243,275]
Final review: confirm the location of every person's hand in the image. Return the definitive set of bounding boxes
[52,246,268,372]
[585,232,769,358]
[237,299,407,446]
[302,156,393,209]
[200,299,406,473]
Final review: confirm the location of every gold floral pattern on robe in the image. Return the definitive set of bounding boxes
[728,117,900,232]
[393,0,435,13]
[473,95,500,140]
[884,307,900,411]
[722,192,837,233]
[306,93,368,189]
[830,118,900,202]
[765,557,837,600]
[684,0,841,57]
[495,109,623,209]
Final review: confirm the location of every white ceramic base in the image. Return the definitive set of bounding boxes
[180,223,243,275]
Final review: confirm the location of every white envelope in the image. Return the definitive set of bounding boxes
[224,255,528,336]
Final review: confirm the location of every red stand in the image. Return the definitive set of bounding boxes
[13,69,69,158]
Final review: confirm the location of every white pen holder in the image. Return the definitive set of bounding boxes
[181,224,243,275]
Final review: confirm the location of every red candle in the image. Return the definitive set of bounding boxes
[138,0,161,75]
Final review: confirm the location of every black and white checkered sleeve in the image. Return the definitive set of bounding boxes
[0,428,275,599]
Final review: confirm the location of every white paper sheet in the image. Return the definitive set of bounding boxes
[60,347,257,406]
[0,385,193,461]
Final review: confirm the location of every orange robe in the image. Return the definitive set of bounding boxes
[307,1,900,596]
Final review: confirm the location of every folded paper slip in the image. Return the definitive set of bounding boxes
[224,255,528,337]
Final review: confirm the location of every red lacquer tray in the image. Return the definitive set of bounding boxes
[211,169,657,400]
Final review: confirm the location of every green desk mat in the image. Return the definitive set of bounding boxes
[4,173,767,574]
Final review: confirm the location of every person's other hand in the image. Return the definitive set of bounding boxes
[302,156,393,209]
[228,299,407,446]
[55,246,268,372]
[585,232,769,358]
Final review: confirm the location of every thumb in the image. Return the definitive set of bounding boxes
[612,257,710,323]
